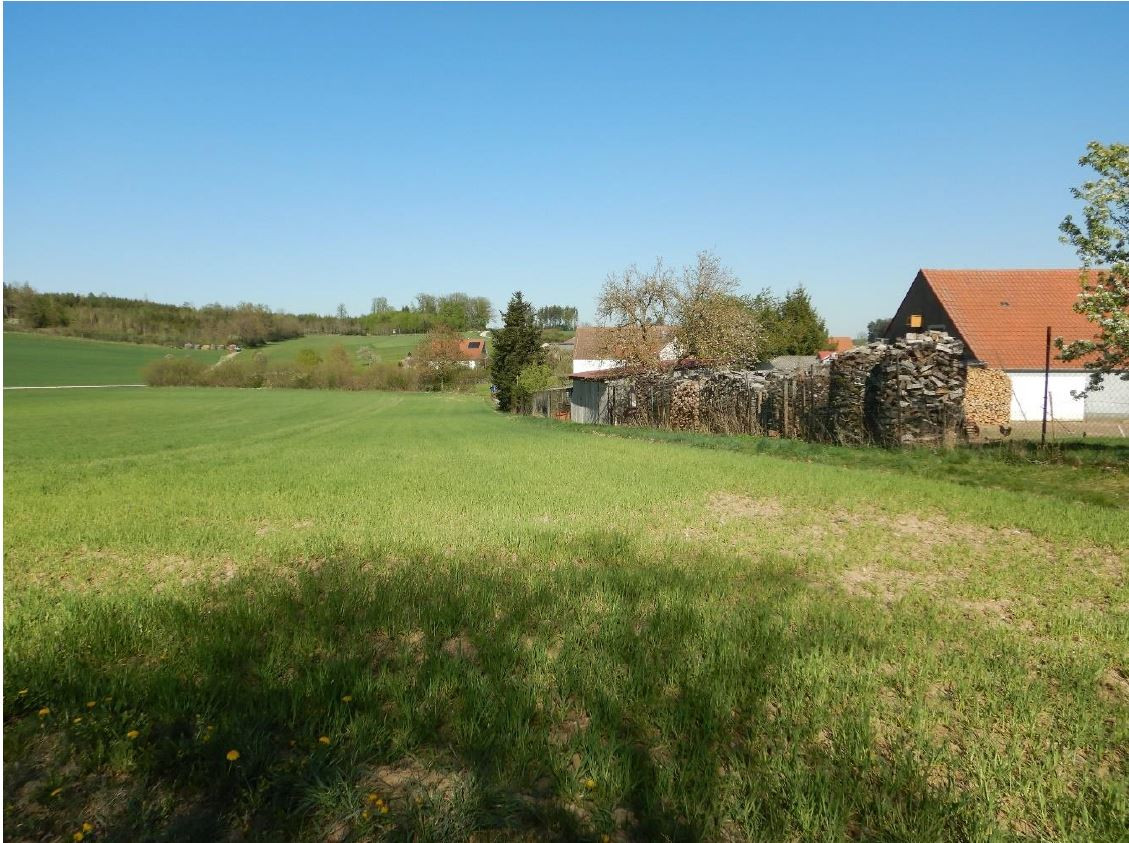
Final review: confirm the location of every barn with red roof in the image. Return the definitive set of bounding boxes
[884,269,1127,421]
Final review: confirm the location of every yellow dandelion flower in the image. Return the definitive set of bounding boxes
[601,836,611,843]
[85,701,96,708]
[17,689,28,697]
[226,749,240,761]
[318,735,331,745]
[341,695,352,703]
[361,809,370,820]
[379,805,389,814]
[367,793,379,803]
[72,716,83,724]
[583,777,597,790]
[73,832,84,842]
[38,707,50,717]
[126,729,140,740]
[50,787,63,797]
[82,823,93,833]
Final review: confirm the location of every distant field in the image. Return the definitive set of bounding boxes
[4,387,1126,840]
[257,333,432,364]
[3,332,222,387]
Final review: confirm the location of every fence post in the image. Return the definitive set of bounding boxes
[1041,325,1052,447]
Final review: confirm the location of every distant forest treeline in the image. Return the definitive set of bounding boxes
[3,285,576,348]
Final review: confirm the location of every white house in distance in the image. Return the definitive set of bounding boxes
[571,326,678,374]
[885,268,1128,421]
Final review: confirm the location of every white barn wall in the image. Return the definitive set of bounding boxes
[572,359,619,375]
[1007,372,1087,422]
[1085,374,1129,417]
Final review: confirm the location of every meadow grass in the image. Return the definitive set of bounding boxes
[3,389,1127,841]
[2,332,222,387]
[256,334,432,365]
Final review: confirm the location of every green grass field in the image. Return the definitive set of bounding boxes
[257,334,434,365]
[4,388,1127,841]
[3,332,223,387]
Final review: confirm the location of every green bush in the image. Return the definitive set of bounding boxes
[141,356,208,386]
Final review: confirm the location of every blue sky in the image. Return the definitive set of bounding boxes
[5,2,1128,334]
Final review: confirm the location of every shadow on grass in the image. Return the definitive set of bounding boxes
[5,533,984,841]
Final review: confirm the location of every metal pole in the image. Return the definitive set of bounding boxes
[1041,325,1051,447]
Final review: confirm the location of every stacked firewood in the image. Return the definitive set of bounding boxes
[963,367,1012,426]
[828,345,887,445]
[669,378,702,430]
[868,332,967,446]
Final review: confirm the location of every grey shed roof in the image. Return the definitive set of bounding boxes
[756,355,820,372]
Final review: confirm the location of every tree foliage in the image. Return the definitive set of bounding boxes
[745,286,828,359]
[671,252,760,366]
[534,305,579,331]
[596,252,761,369]
[491,292,543,411]
[1056,141,1129,391]
[513,362,558,401]
[866,318,892,343]
[414,324,466,391]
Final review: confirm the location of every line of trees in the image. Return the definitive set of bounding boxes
[2,285,496,348]
[361,293,492,335]
[2,285,308,347]
[535,305,579,331]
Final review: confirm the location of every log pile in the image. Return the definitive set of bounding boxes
[669,378,701,430]
[963,367,1012,426]
[828,344,887,445]
[869,332,966,446]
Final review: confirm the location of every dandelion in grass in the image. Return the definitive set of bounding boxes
[584,777,597,791]
[38,707,50,717]
[72,833,84,842]
[318,735,331,745]
[341,695,352,703]
[72,716,82,724]
[226,749,240,761]
[126,730,139,740]
[82,823,93,833]
[85,701,96,709]
[361,809,370,820]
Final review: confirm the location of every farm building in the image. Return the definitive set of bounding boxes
[885,269,1128,421]
[572,326,677,375]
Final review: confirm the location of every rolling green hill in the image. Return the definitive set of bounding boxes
[253,333,425,365]
[3,332,222,387]
[255,332,489,365]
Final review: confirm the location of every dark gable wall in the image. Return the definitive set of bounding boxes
[884,272,973,358]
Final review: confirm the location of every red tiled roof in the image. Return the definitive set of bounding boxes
[458,338,486,360]
[918,269,1103,370]
[572,325,676,361]
[826,336,854,353]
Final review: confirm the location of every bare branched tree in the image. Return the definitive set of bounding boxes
[596,251,760,371]
[595,259,676,369]
[673,251,760,366]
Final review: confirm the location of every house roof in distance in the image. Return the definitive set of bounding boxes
[458,338,486,361]
[906,269,1101,371]
[826,336,854,353]
[572,325,676,361]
